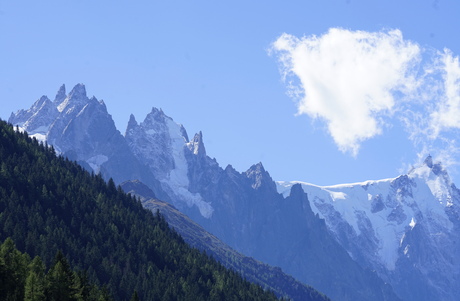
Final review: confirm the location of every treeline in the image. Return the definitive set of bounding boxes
[0,237,114,301]
[0,119,281,301]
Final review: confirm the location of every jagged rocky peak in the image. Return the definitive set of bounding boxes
[34,95,52,109]
[54,84,66,103]
[9,93,59,135]
[145,107,167,124]
[427,156,448,177]
[68,83,87,99]
[57,83,90,113]
[134,107,171,135]
[223,164,242,181]
[133,107,190,144]
[126,114,139,133]
[245,162,276,190]
[11,95,51,121]
[410,154,451,182]
[225,164,237,173]
[424,155,433,168]
[247,162,266,174]
[188,131,206,156]
[420,154,445,173]
[225,164,234,170]
[288,183,305,198]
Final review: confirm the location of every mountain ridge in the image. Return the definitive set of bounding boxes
[277,156,460,301]
[8,83,404,301]
[8,84,332,300]
[11,83,460,300]
[0,118,286,301]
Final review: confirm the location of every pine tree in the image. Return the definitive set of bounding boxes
[46,251,76,301]
[0,237,29,300]
[24,256,46,301]
[72,270,91,301]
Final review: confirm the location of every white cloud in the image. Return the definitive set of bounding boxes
[398,49,460,175]
[272,28,421,156]
[430,49,460,137]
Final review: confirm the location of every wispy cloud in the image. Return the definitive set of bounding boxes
[430,49,460,137]
[271,28,421,156]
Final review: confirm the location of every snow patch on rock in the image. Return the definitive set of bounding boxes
[87,155,109,173]
[164,118,213,218]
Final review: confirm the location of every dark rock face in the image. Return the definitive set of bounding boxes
[120,180,331,301]
[125,108,177,179]
[371,194,385,213]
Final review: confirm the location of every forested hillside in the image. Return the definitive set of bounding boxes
[0,237,113,300]
[0,120,282,301]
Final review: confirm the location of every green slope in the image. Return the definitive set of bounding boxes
[0,237,113,301]
[0,120,282,301]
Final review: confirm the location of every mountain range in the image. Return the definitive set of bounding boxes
[10,83,460,300]
[0,119,287,301]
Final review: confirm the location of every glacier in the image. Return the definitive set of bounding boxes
[277,155,460,300]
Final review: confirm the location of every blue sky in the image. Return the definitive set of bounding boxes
[1,0,460,185]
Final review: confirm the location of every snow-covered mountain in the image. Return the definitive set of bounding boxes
[10,83,460,300]
[9,84,165,196]
[277,155,460,301]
